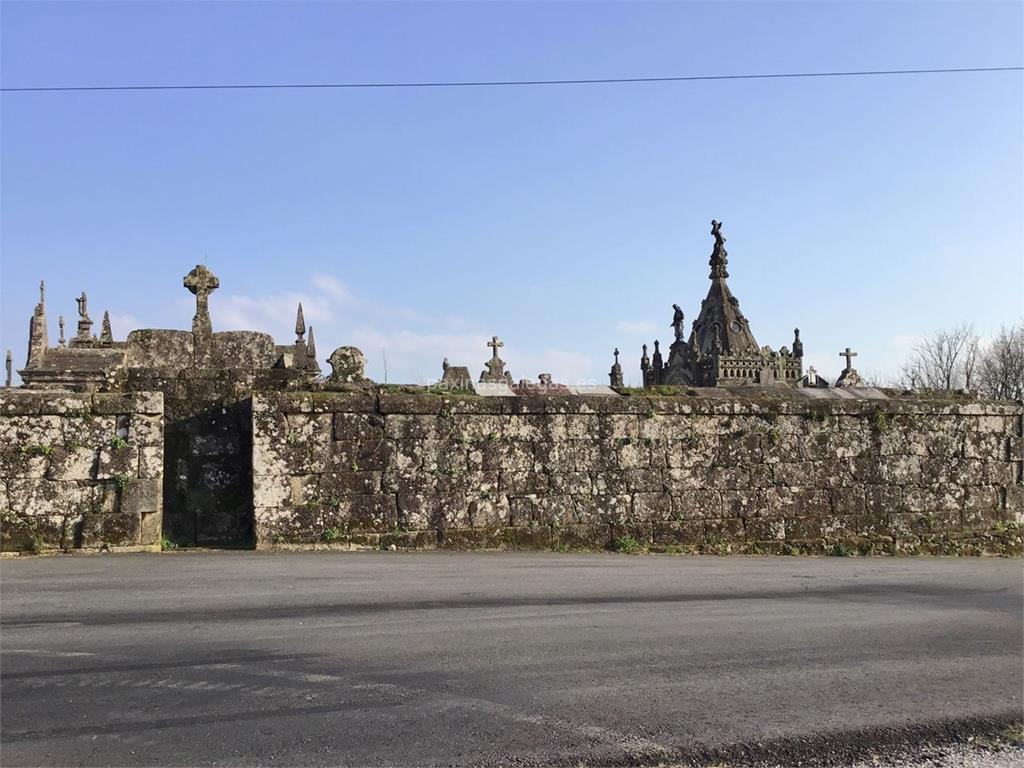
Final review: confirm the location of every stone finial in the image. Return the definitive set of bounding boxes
[442,357,449,373]
[58,316,66,347]
[835,346,865,388]
[792,328,803,358]
[640,343,651,373]
[538,373,553,386]
[480,335,513,384]
[5,350,12,388]
[71,291,94,344]
[183,264,219,366]
[709,219,729,279]
[609,348,624,388]
[305,326,321,375]
[294,302,306,343]
[327,346,368,383]
[26,279,48,368]
[99,311,113,344]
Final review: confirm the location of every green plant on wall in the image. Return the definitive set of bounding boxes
[608,536,644,554]
[20,443,53,457]
[870,407,891,436]
[109,435,129,451]
[321,527,345,543]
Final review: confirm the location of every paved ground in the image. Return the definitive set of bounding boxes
[1,553,1021,767]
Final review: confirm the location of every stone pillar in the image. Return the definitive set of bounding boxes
[25,280,47,369]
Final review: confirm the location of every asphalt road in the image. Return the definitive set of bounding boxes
[1,553,1021,767]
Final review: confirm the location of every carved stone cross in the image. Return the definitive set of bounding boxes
[487,336,503,358]
[839,347,858,369]
[184,265,220,366]
[614,347,620,364]
[184,264,219,308]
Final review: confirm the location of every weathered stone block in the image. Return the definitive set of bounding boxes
[651,520,702,546]
[703,517,745,543]
[121,478,160,516]
[721,489,770,519]
[466,494,509,528]
[744,516,785,541]
[396,492,439,530]
[531,495,573,525]
[600,414,641,440]
[903,485,962,514]
[784,516,823,540]
[502,526,552,549]
[554,523,611,549]
[671,489,721,519]
[632,492,673,521]
[138,445,163,479]
[832,487,866,517]
[253,473,290,508]
[319,471,383,497]
[95,446,137,479]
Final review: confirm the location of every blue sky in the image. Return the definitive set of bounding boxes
[2,1,1021,386]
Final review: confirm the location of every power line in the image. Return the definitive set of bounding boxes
[1,66,1021,93]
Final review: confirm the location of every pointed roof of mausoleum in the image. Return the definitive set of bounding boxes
[687,220,761,357]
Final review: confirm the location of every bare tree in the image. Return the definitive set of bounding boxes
[977,322,1024,401]
[895,323,980,391]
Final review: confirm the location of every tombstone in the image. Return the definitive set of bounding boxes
[479,336,513,385]
[327,346,368,383]
[440,358,473,391]
[609,348,624,388]
[835,347,865,388]
[800,365,829,388]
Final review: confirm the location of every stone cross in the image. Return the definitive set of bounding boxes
[839,347,858,370]
[184,265,219,366]
[480,336,512,384]
[487,336,503,359]
[614,347,620,364]
[184,265,219,311]
[5,350,11,388]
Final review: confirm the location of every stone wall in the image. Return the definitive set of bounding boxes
[0,390,164,553]
[252,389,1023,555]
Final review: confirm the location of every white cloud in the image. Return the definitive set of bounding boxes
[212,291,335,338]
[106,313,141,342]
[312,274,353,302]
